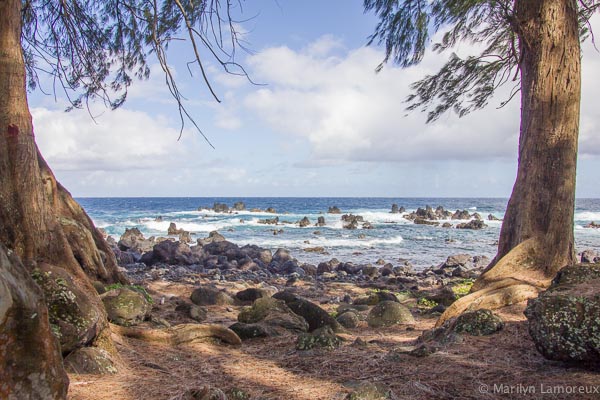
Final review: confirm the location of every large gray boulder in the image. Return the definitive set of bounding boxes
[525,264,600,364]
[237,297,308,334]
[0,244,68,399]
[273,291,343,332]
[367,301,415,328]
[101,287,151,326]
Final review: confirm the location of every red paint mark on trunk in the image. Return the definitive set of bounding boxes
[7,124,19,136]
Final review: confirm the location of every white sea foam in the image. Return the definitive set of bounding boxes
[141,218,238,233]
[238,235,405,249]
[575,212,600,221]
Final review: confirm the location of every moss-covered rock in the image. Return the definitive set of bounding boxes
[345,382,395,400]
[32,263,102,354]
[353,290,399,306]
[367,301,415,328]
[101,287,151,326]
[337,311,360,329]
[453,309,504,336]
[525,264,600,364]
[296,326,342,350]
[238,297,308,333]
[273,291,343,332]
[63,346,117,374]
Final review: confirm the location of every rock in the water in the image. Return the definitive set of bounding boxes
[453,309,504,336]
[525,264,600,364]
[191,286,235,306]
[167,222,185,235]
[63,347,117,375]
[233,201,246,211]
[316,216,326,226]
[337,311,360,329]
[456,220,487,230]
[367,301,415,328]
[298,216,311,227]
[273,291,343,332]
[101,287,151,326]
[212,202,230,213]
[33,263,103,354]
[0,245,68,399]
[328,206,341,214]
[296,326,342,350]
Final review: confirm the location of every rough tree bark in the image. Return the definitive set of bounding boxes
[0,0,127,393]
[439,0,581,325]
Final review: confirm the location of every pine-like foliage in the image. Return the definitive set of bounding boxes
[21,0,252,143]
[364,0,600,122]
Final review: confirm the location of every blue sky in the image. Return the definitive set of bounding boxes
[30,1,600,197]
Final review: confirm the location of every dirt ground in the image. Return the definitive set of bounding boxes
[68,279,600,400]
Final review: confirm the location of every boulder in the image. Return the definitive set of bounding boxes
[273,291,343,332]
[316,216,326,226]
[168,222,185,235]
[118,227,154,253]
[444,254,471,268]
[33,263,103,354]
[580,249,599,263]
[452,210,471,220]
[296,326,342,350]
[525,264,600,363]
[265,207,277,213]
[179,231,193,244]
[367,301,415,328]
[487,214,501,221]
[328,206,341,214]
[0,245,68,399]
[229,322,276,340]
[232,201,246,211]
[197,231,226,246]
[391,204,399,214]
[456,220,487,230]
[238,297,308,333]
[235,288,272,303]
[101,287,151,326]
[143,240,198,265]
[297,216,310,227]
[213,202,229,213]
[191,286,235,306]
[337,311,360,329]
[453,309,504,336]
[63,347,117,375]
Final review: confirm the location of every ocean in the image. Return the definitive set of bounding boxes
[78,197,600,270]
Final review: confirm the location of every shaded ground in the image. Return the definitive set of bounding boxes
[69,279,599,400]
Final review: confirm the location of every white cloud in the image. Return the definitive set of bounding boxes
[32,106,197,171]
[243,31,600,164]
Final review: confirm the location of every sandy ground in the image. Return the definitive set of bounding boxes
[68,278,599,400]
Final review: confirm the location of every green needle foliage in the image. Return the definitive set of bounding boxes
[364,0,600,122]
[20,0,253,145]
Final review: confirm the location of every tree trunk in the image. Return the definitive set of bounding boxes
[0,0,127,391]
[438,0,581,325]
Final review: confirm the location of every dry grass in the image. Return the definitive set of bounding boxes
[69,279,599,400]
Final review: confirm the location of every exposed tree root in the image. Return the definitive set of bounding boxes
[436,238,554,327]
[112,323,243,346]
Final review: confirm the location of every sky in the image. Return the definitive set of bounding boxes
[29,1,600,198]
